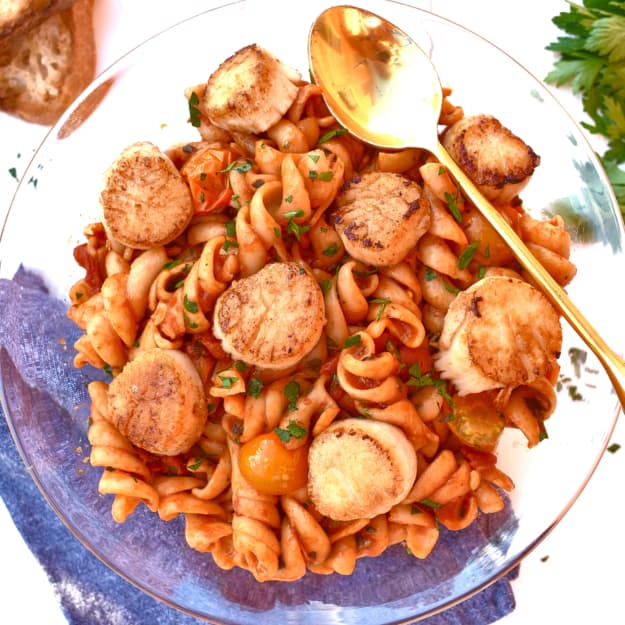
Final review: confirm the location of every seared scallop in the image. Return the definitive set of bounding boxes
[107,348,208,455]
[203,44,301,135]
[100,141,194,249]
[308,418,417,521]
[441,114,540,203]
[212,261,325,369]
[332,171,431,267]
[434,276,562,395]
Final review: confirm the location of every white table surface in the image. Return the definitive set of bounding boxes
[1,1,623,623]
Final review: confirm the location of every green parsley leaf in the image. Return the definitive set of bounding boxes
[218,375,239,389]
[275,420,307,443]
[457,241,480,270]
[284,380,301,411]
[444,190,462,222]
[545,1,625,217]
[419,498,442,509]
[369,297,391,321]
[284,209,306,219]
[247,377,264,398]
[323,243,339,256]
[343,334,362,348]
[183,295,199,313]
[188,91,201,128]
[318,127,349,143]
[220,159,253,174]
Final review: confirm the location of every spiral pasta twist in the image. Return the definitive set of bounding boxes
[68,59,575,582]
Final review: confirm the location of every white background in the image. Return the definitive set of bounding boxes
[1,1,623,624]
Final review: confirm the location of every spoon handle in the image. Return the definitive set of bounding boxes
[433,141,625,411]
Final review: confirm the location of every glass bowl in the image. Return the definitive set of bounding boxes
[1,0,623,623]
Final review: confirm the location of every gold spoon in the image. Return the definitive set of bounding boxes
[308,4,625,410]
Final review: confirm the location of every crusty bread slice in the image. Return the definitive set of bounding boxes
[0,0,76,59]
[0,0,95,125]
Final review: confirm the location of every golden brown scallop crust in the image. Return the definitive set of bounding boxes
[332,171,431,267]
[107,348,208,456]
[100,141,194,250]
[213,261,326,370]
[435,276,562,394]
[203,43,300,135]
[441,114,540,202]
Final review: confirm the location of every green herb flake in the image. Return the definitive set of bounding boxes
[424,267,437,281]
[188,457,204,471]
[457,241,480,270]
[247,377,264,398]
[407,363,453,403]
[322,243,339,256]
[343,334,362,348]
[225,220,236,237]
[275,420,307,443]
[188,91,201,127]
[220,159,253,174]
[222,239,239,252]
[287,219,311,240]
[607,442,621,453]
[318,127,349,143]
[284,380,301,411]
[419,498,442,509]
[444,191,462,222]
[218,375,239,389]
[370,297,391,321]
[284,209,305,219]
[183,295,199,314]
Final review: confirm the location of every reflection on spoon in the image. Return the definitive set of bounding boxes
[308,4,625,410]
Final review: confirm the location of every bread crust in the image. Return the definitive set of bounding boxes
[0,0,76,59]
[0,0,95,124]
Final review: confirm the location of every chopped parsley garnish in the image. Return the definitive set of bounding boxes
[275,420,307,443]
[444,190,462,222]
[220,159,253,174]
[284,380,301,411]
[318,127,349,143]
[457,241,480,270]
[323,243,339,256]
[218,375,239,389]
[369,297,391,321]
[183,295,199,313]
[407,363,453,403]
[419,498,442,509]
[247,377,264,398]
[188,91,201,127]
[343,334,362,348]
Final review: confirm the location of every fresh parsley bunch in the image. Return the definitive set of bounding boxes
[545,0,625,216]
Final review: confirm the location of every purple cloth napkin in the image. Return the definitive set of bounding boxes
[0,267,517,625]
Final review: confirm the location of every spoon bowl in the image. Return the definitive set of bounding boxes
[309,3,625,410]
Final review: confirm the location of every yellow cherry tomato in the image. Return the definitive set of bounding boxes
[447,392,505,451]
[238,431,309,495]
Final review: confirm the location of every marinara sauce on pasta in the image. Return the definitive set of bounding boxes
[68,44,575,582]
